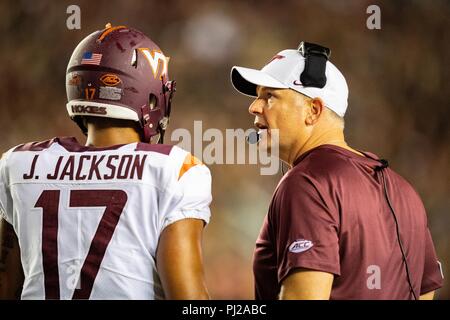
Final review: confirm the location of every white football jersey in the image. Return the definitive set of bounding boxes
[0,137,212,300]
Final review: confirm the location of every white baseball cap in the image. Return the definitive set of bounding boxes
[231,49,349,116]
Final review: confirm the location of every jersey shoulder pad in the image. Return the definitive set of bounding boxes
[168,146,206,182]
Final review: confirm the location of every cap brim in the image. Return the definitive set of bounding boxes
[231,66,288,97]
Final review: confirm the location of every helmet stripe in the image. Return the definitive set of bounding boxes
[98,25,127,42]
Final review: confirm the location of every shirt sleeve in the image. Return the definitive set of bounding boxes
[273,173,340,284]
[420,226,444,294]
[160,154,212,232]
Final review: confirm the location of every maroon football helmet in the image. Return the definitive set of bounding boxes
[66,23,176,143]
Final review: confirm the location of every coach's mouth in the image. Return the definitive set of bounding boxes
[255,122,270,139]
[255,122,269,131]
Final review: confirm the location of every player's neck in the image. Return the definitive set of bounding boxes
[85,126,142,147]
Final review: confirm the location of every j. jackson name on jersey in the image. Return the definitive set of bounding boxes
[23,154,147,181]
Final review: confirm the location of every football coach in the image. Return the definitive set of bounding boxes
[230,42,444,300]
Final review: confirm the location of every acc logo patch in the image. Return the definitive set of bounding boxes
[100,74,121,86]
[289,239,313,253]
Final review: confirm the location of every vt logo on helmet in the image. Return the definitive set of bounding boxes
[138,49,169,80]
[66,23,176,143]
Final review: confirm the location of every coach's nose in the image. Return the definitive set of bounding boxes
[248,98,264,116]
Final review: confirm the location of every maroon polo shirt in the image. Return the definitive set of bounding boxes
[253,144,443,299]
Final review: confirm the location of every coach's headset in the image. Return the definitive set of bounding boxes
[297,41,330,88]
[248,41,418,299]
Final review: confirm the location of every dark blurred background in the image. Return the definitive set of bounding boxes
[0,0,448,299]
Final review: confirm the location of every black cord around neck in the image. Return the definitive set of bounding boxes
[377,163,417,300]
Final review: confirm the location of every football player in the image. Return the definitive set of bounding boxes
[0,24,212,300]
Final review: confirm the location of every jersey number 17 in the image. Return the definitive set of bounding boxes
[35,189,128,299]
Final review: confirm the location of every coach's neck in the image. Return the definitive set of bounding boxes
[287,121,363,167]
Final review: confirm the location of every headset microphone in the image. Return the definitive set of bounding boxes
[246,130,260,144]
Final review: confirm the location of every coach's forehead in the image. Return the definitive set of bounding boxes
[256,85,311,101]
[256,85,287,96]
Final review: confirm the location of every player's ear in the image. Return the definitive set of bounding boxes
[305,97,324,125]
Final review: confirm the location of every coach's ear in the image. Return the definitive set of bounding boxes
[305,97,324,126]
